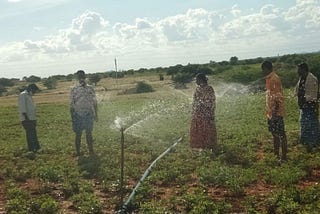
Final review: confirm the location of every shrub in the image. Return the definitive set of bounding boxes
[159,74,164,81]
[223,66,262,84]
[212,65,232,74]
[25,75,41,82]
[0,78,14,87]
[0,84,7,96]
[277,69,298,88]
[43,77,57,89]
[109,71,124,78]
[172,72,193,88]
[89,74,101,86]
[136,81,154,93]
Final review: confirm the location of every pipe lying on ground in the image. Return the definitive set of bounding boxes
[117,136,183,213]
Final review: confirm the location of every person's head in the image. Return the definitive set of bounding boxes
[195,73,208,86]
[27,83,40,94]
[297,62,309,78]
[76,70,86,86]
[261,60,273,77]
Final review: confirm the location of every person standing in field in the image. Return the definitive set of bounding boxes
[190,73,217,149]
[261,61,287,162]
[70,70,98,156]
[18,83,41,152]
[295,62,319,149]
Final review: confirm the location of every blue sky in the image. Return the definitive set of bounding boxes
[0,0,319,78]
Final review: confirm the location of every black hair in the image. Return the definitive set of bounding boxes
[196,73,208,84]
[261,60,273,71]
[297,62,309,72]
[76,70,86,79]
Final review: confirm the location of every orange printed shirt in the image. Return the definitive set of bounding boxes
[265,71,285,119]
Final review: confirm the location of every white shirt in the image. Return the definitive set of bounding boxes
[305,72,318,102]
[295,72,318,102]
[18,90,36,121]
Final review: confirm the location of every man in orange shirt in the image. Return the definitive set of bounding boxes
[261,61,287,162]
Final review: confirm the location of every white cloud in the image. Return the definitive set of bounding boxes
[71,10,109,34]
[260,4,280,18]
[21,10,109,54]
[136,18,153,30]
[7,0,21,2]
[1,1,320,78]
[158,8,218,43]
[285,0,320,29]
[231,4,241,17]
[0,46,24,62]
[23,40,39,50]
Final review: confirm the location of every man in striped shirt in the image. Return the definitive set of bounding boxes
[70,70,98,156]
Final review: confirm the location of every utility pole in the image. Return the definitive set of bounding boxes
[115,58,118,78]
[115,57,118,89]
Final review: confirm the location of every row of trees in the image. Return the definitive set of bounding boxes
[1,52,319,96]
[0,70,128,96]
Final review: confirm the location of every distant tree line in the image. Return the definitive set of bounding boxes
[0,52,319,96]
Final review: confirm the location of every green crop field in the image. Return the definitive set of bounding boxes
[0,73,320,213]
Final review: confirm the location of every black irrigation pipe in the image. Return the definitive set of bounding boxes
[117,136,183,213]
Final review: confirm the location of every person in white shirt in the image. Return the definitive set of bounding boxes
[70,70,98,156]
[295,62,319,148]
[18,83,41,152]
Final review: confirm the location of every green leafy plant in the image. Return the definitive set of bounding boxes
[182,188,232,213]
[71,192,102,214]
[62,178,80,199]
[266,189,301,214]
[264,165,307,187]
[37,166,63,183]
[198,164,256,196]
[29,194,59,214]
[78,155,101,179]
[6,186,30,213]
